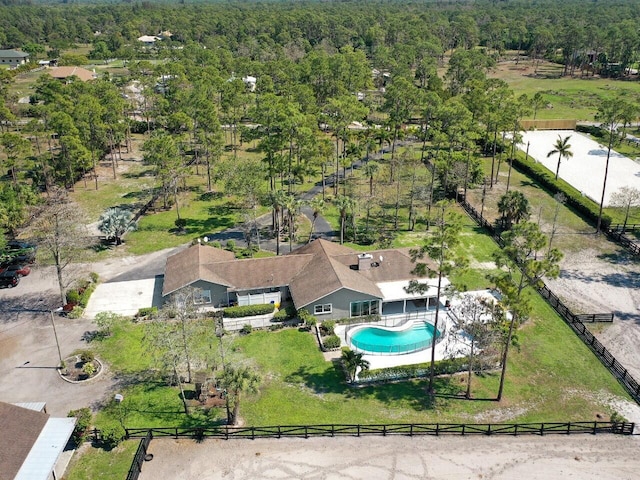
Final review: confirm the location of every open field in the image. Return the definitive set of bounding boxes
[489,60,640,121]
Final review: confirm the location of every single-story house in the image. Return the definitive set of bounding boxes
[47,66,95,83]
[163,239,446,321]
[0,49,29,66]
[137,35,160,46]
[0,402,76,480]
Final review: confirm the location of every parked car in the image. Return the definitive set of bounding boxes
[2,241,37,264]
[0,271,19,288]
[0,264,31,277]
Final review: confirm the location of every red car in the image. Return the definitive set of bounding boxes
[0,264,31,277]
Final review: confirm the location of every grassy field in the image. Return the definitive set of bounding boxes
[65,440,139,480]
[489,60,640,121]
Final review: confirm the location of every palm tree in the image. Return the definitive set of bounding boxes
[334,195,354,245]
[363,161,380,197]
[307,197,325,243]
[497,191,530,229]
[342,349,370,383]
[546,135,573,180]
[97,207,136,245]
[267,190,287,255]
[219,365,261,426]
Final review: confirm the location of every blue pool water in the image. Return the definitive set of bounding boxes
[350,322,440,354]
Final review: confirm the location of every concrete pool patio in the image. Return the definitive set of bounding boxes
[517,130,640,207]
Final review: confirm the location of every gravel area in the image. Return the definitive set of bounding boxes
[139,435,640,480]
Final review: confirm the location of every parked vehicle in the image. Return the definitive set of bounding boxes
[0,264,31,277]
[0,271,19,288]
[1,240,37,264]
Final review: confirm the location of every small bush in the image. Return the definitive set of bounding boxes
[322,334,341,350]
[136,306,158,318]
[223,303,274,318]
[240,324,253,335]
[68,407,93,444]
[269,323,285,331]
[100,423,125,449]
[68,306,84,319]
[79,350,95,363]
[78,283,96,307]
[225,239,236,250]
[82,362,96,376]
[273,304,296,322]
[89,272,100,283]
[320,320,336,335]
[66,290,81,305]
[175,218,187,230]
[212,241,222,248]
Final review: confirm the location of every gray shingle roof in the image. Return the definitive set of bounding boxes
[0,50,29,58]
[0,402,48,480]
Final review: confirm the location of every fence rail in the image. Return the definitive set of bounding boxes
[605,229,640,256]
[125,431,152,480]
[124,421,633,440]
[575,313,614,323]
[457,197,640,405]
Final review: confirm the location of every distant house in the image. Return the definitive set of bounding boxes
[0,401,76,480]
[242,75,257,92]
[137,35,160,47]
[0,49,29,66]
[163,239,445,321]
[47,66,96,83]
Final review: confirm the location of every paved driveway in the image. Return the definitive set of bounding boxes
[84,276,163,319]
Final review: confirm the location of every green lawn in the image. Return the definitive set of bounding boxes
[65,441,139,480]
[490,61,640,121]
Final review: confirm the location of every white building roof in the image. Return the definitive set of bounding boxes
[138,35,159,43]
[15,417,76,480]
[377,278,450,302]
[12,402,46,412]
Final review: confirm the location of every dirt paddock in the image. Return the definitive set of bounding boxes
[139,434,640,480]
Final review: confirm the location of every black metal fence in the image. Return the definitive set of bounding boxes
[124,421,634,440]
[457,197,640,404]
[575,313,614,323]
[125,431,153,480]
[605,228,640,256]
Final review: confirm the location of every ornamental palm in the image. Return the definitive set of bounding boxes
[341,349,370,383]
[98,207,136,245]
[219,365,261,425]
[546,135,573,180]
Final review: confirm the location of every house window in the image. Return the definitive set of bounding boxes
[314,304,332,315]
[194,289,212,305]
[350,300,379,317]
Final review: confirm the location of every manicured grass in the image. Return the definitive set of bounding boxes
[92,299,630,430]
[65,440,139,480]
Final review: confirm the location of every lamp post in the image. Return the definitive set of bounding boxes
[49,310,64,369]
[114,393,125,429]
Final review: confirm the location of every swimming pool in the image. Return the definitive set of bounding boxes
[349,321,440,355]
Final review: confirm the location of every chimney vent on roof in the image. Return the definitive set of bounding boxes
[358,253,373,270]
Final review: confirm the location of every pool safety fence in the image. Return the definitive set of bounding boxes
[123,421,634,441]
[457,197,640,404]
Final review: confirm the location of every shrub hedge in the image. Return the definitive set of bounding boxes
[358,357,468,383]
[322,334,341,350]
[136,306,158,318]
[223,303,275,318]
[512,151,612,229]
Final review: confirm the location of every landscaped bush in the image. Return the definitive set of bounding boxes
[358,357,468,383]
[78,283,97,308]
[320,320,336,336]
[100,423,125,449]
[297,308,317,328]
[223,303,275,318]
[68,306,84,319]
[240,324,253,335]
[66,289,81,305]
[322,334,341,350]
[512,152,612,229]
[136,306,158,319]
[68,407,93,444]
[273,304,296,322]
[79,350,95,363]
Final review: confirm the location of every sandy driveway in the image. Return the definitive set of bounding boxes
[139,435,640,480]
